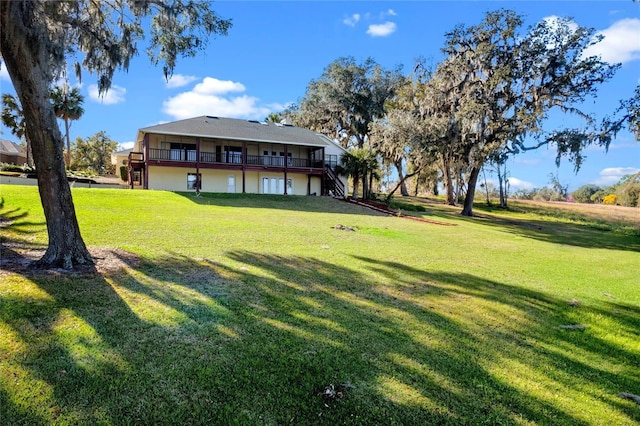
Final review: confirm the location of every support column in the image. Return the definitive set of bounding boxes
[143,133,149,189]
[242,141,246,193]
[320,147,325,196]
[196,137,201,192]
[283,145,288,195]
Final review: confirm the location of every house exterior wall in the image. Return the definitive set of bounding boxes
[135,123,347,196]
[0,152,27,165]
[148,166,192,191]
[147,166,319,196]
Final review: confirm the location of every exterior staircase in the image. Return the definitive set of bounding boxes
[324,165,345,198]
[127,151,145,189]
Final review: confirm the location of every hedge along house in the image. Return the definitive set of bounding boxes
[128,116,347,197]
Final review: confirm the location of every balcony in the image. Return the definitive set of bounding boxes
[147,148,326,169]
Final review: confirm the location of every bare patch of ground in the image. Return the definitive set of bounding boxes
[0,242,140,277]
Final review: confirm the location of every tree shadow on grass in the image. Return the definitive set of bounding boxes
[173,191,390,217]
[0,206,46,237]
[1,250,639,424]
[461,212,640,252]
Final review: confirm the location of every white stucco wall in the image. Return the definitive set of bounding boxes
[147,166,320,195]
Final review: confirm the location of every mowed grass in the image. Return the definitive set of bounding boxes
[1,185,639,425]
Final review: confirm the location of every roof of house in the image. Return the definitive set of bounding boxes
[113,148,133,156]
[137,116,345,151]
[0,139,25,155]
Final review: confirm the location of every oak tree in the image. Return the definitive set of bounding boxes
[0,0,231,269]
[436,11,617,215]
[292,57,404,199]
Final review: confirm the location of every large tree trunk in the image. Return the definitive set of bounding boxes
[497,164,506,208]
[461,165,481,216]
[351,178,360,199]
[395,160,409,196]
[64,117,71,168]
[442,156,455,205]
[26,135,33,168]
[362,173,369,200]
[1,2,93,269]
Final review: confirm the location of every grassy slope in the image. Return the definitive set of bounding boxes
[1,186,639,425]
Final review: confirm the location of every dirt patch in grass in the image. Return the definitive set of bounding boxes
[0,242,140,277]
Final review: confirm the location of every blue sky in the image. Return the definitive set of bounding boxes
[1,1,639,191]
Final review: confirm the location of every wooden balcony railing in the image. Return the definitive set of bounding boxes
[147,148,325,169]
[128,151,144,163]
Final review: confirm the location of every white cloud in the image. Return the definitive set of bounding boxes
[343,13,360,27]
[592,167,640,186]
[583,18,640,64]
[539,15,580,50]
[507,177,536,190]
[162,77,271,120]
[119,141,135,150]
[542,15,579,34]
[266,102,290,112]
[193,77,246,95]
[367,22,397,37]
[165,74,198,89]
[385,9,397,17]
[88,84,126,105]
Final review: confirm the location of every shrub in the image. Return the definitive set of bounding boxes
[616,182,640,208]
[603,194,617,205]
[1,163,26,173]
[389,200,427,212]
[571,184,600,203]
[119,166,128,182]
[591,190,607,204]
[533,187,565,202]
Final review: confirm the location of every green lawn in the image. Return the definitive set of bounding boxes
[1,185,639,425]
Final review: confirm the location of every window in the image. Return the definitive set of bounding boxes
[225,146,242,164]
[169,142,196,161]
[262,177,293,194]
[187,173,201,190]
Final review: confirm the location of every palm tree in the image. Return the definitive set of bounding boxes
[265,112,282,123]
[1,93,32,167]
[341,148,378,199]
[51,84,84,168]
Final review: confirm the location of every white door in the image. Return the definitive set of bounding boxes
[227,175,236,193]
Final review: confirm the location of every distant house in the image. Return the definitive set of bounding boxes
[111,148,133,177]
[0,139,27,165]
[128,116,347,196]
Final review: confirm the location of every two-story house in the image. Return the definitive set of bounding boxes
[128,116,347,197]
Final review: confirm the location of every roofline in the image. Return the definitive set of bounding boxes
[137,128,346,150]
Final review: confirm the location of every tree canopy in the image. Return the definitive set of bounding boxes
[291,56,404,149]
[0,0,231,269]
[51,84,85,167]
[71,131,119,174]
[290,57,404,198]
[369,10,618,214]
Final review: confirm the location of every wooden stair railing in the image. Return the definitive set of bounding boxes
[324,165,345,198]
